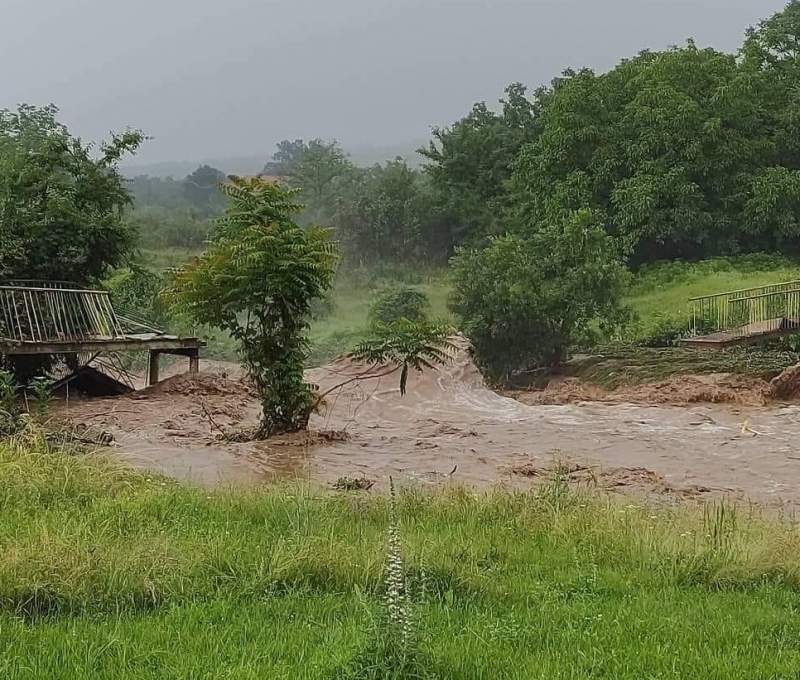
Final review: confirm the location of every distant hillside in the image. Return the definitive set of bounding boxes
[121,140,427,178]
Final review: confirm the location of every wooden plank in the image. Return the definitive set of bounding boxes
[0,335,205,356]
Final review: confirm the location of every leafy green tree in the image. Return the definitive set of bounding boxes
[333,159,434,262]
[263,139,307,176]
[742,1,800,84]
[420,83,541,255]
[0,104,144,284]
[509,34,800,264]
[450,210,629,384]
[421,3,800,267]
[289,140,353,214]
[738,1,800,241]
[166,177,337,437]
[127,172,218,249]
[182,164,228,216]
[128,175,187,211]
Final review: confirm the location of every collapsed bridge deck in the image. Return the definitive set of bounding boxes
[0,280,204,385]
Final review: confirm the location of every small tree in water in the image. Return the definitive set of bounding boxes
[166,177,337,437]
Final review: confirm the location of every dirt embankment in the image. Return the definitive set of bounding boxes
[510,363,800,408]
[51,343,800,510]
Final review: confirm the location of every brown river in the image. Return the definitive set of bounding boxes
[55,345,800,511]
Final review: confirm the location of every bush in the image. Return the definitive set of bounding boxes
[369,286,430,325]
[309,293,336,321]
[104,266,172,329]
[129,206,214,250]
[634,311,724,348]
[450,210,629,384]
[636,313,692,347]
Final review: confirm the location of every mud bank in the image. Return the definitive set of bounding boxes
[508,373,774,407]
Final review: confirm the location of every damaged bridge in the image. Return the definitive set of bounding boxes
[680,280,800,348]
[0,280,204,388]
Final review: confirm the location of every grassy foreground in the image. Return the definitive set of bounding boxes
[2,432,800,678]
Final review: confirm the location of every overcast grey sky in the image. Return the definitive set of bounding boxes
[0,0,788,165]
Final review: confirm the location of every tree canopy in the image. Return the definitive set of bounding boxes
[0,104,144,285]
[182,164,228,216]
[166,177,337,436]
[508,43,796,264]
[418,2,800,267]
[420,83,541,255]
[59,2,800,278]
[333,159,436,263]
[263,139,307,176]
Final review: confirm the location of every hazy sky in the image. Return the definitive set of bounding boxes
[0,0,788,165]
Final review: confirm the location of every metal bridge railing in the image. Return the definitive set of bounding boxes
[0,284,127,344]
[3,280,90,290]
[689,280,800,340]
[113,306,165,336]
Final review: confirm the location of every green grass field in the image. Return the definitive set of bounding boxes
[137,246,199,273]
[2,431,800,679]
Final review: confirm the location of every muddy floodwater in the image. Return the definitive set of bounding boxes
[55,345,800,510]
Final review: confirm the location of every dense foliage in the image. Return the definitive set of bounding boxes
[334,160,436,263]
[126,167,227,249]
[127,3,800,271]
[420,3,800,268]
[104,265,173,330]
[420,83,541,254]
[450,211,629,383]
[123,3,800,379]
[166,177,337,436]
[369,285,431,326]
[0,105,143,284]
[509,42,796,265]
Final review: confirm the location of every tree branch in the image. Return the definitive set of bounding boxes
[312,365,400,410]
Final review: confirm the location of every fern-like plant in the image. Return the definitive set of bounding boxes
[351,319,455,395]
